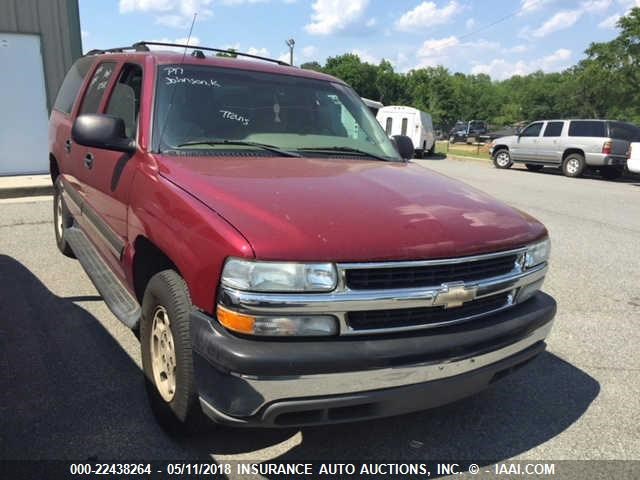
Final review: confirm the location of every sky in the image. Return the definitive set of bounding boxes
[79,0,640,80]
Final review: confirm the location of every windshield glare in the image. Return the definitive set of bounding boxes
[154,64,400,160]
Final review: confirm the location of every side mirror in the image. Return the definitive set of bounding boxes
[72,114,136,153]
[392,135,415,160]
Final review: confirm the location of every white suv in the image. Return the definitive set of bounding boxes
[489,119,640,180]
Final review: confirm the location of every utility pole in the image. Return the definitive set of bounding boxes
[285,38,295,66]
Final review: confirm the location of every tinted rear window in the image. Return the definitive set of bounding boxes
[608,122,640,142]
[568,121,606,137]
[53,57,94,114]
[543,121,564,137]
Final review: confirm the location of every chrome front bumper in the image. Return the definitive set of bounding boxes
[192,291,557,423]
[229,320,552,410]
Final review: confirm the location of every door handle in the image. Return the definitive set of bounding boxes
[65,139,72,153]
[84,153,94,170]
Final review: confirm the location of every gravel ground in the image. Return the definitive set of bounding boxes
[1,159,638,478]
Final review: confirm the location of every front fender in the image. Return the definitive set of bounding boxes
[126,161,253,313]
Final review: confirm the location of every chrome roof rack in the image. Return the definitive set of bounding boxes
[85,41,289,66]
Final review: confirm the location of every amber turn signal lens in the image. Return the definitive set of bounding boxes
[216,305,255,334]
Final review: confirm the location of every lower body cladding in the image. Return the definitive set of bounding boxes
[190,292,556,427]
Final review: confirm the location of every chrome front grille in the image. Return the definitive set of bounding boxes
[219,247,547,335]
[345,255,518,290]
[346,292,513,331]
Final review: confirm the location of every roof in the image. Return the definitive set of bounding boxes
[87,42,343,85]
[536,119,633,123]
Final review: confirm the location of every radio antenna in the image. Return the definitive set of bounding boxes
[157,13,198,151]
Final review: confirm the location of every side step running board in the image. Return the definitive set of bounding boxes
[65,226,141,329]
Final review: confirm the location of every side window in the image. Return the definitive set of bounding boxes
[79,61,117,114]
[105,64,143,138]
[568,121,606,137]
[520,122,543,137]
[401,118,408,136]
[543,121,564,137]
[385,117,392,135]
[53,57,94,114]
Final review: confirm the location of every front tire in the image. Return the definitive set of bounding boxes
[525,164,544,172]
[492,149,513,169]
[140,270,208,433]
[53,179,75,258]
[562,153,585,177]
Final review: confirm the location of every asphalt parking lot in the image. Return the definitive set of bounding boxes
[1,159,639,477]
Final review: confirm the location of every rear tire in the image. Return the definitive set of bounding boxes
[600,166,623,180]
[53,179,75,258]
[414,149,423,159]
[562,153,585,178]
[525,164,544,172]
[140,270,210,434]
[492,149,512,169]
[427,142,435,155]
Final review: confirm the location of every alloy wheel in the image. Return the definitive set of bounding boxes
[150,306,177,402]
[496,152,510,167]
[566,158,580,175]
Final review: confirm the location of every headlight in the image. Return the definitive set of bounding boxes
[217,305,338,336]
[524,238,550,269]
[221,258,337,292]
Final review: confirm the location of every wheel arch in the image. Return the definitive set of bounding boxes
[132,236,183,304]
[562,148,584,161]
[492,145,509,156]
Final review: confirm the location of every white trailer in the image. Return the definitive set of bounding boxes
[376,106,435,158]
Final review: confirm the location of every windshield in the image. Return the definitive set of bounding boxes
[153,64,400,160]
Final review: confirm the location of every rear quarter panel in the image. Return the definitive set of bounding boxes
[562,136,605,165]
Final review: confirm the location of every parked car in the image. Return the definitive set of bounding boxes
[449,120,488,143]
[49,41,555,432]
[490,119,640,179]
[628,142,640,174]
[377,106,435,158]
[479,124,522,143]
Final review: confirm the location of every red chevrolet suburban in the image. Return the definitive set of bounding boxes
[49,42,555,431]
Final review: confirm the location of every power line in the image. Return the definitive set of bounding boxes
[456,0,540,41]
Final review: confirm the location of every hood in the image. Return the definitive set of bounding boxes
[495,135,518,144]
[157,155,546,262]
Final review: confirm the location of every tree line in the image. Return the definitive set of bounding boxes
[301,8,640,131]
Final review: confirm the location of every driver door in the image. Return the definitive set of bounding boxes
[511,122,543,161]
[77,63,143,277]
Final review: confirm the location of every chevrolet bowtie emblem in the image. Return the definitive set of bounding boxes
[433,282,477,309]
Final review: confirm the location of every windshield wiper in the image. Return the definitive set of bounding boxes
[296,146,392,161]
[175,139,301,157]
